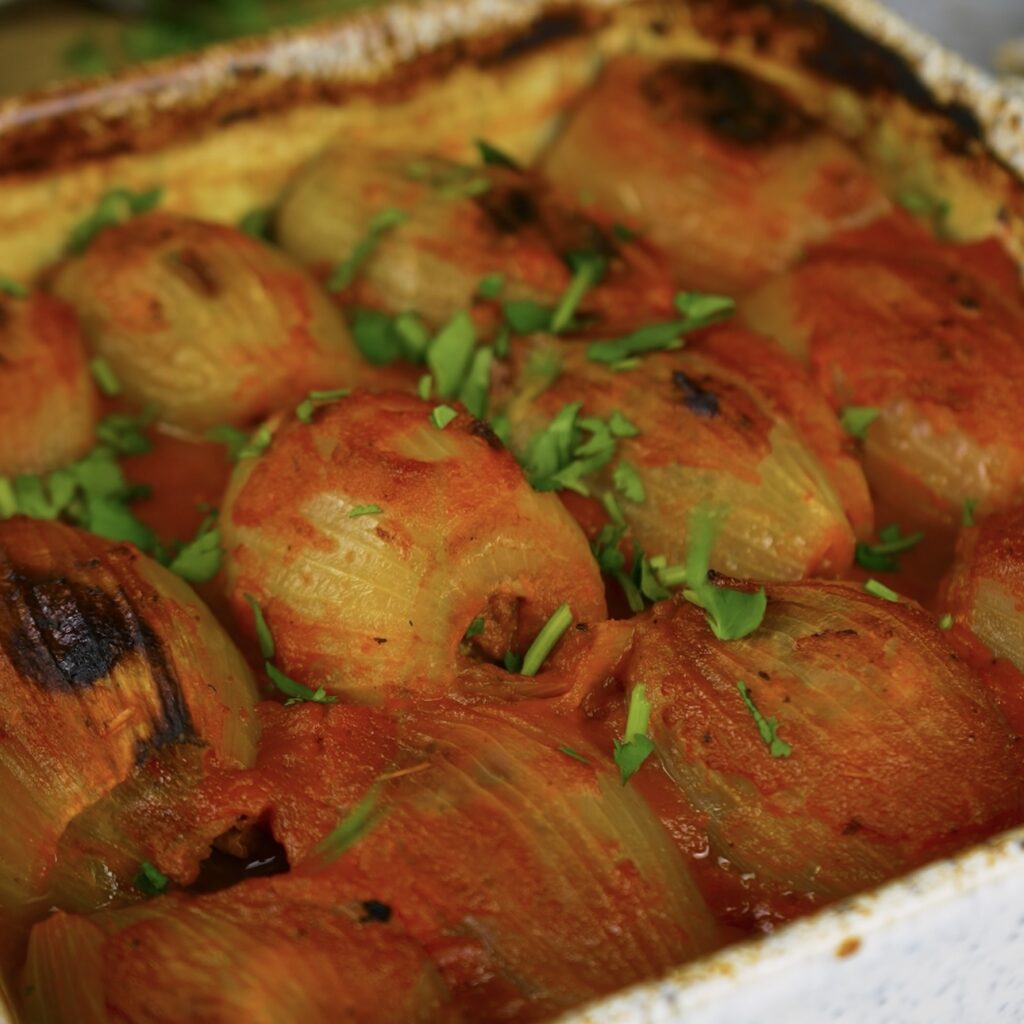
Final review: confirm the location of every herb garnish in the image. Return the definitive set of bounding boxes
[463,616,485,641]
[840,406,880,439]
[430,405,458,430]
[68,187,162,254]
[477,273,505,299]
[864,578,900,603]
[938,613,954,630]
[313,786,382,864]
[167,515,222,583]
[296,388,350,424]
[962,498,978,527]
[519,603,572,677]
[328,207,407,292]
[348,504,382,518]
[238,208,272,239]
[854,523,924,572]
[736,681,791,758]
[0,277,27,298]
[89,357,122,397]
[134,861,169,896]
[475,138,520,169]
[558,745,591,765]
[550,252,606,334]
[613,684,655,784]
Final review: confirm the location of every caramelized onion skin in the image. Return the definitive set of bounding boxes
[275,145,674,332]
[497,327,871,580]
[621,584,1024,906]
[0,518,259,915]
[220,392,606,701]
[541,56,887,292]
[0,292,97,476]
[52,213,362,431]
[942,506,1024,673]
[742,214,1024,528]
[21,875,455,1024]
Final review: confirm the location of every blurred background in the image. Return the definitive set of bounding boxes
[0,0,1019,97]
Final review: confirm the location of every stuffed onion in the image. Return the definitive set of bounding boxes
[219,392,607,701]
[0,291,98,476]
[496,326,871,580]
[541,56,887,292]
[742,215,1024,529]
[275,144,673,333]
[942,505,1024,673]
[52,213,363,432]
[620,583,1024,907]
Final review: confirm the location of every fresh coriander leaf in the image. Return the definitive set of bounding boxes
[79,490,155,550]
[523,402,581,485]
[608,410,639,438]
[635,548,671,604]
[0,478,16,518]
[503,300,553,334]
[313,786,381,864]
[89,357,121,397]
[475,138,520,169]
[265,661,336,705]
[428,310,476,398]
[591,522,627,574]
[864,578,900,603]
[522,348,562,394]
[854,525,924,572]
[655,562,688,588]
[613,461,645,503]
[417,374,432,400]
[238,208,272,239]
[96,413,152,455]
[897,189,950,224]
[493,324,511,359]
[458,347,493,419]
[68,187,163,254]
[477,273,505,299]
[586,321,684,364]
[430,405,458,430]
[394,312,431,360]
[463,616,485,641]
[328,207,407,292]
[296,387,350,425]
[348,504,382,518]
[840,406,880,439]
[962,498,978,527]
[237,423,273,460]
[938,613,954,630]
[206,424,251,462]
[550,252,606,333]
[612,222,638,241]
[558,745,591,765]
[503,650,524,674]
[674,291,736,326]
[244,593,275,660]
[520,603,572,677]
[296,399,315,424]
[736,680,791,758]
[683,505,766,640]
[0,277,27,298]
[351,308,404,365]
[134,861,169,897]
[613,683,655,784]
[167,520,222,583]
[602,490,625,526]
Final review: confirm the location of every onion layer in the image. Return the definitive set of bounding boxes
[220,391,607,701]
[52,213,363,431]
[621,583,1024,905]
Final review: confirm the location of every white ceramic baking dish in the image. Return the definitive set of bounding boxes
[1,1,1022,1020]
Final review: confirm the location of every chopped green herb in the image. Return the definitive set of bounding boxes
[89,357,122,397]
[237,422,273,460]
[520,602,572,677]
[475,138,520,169]
[428,310,476,398]
[348,504,382,518]
[96,413,152,455]
[503,650,524,674]
[962,498,978,527]
[558,745,591,765]
[328,207,407,292]
[296,387,350,424]
[477,272,505,299]
[63,35,109,76]
[351,308,403,365]
[417,374,432,400]
[612,222,638,242]
[134,861,169,897]
[840,406,880,439]
[683,505,766,640]
[550,252,606,334]
[613,683,655,784]
[864,578,900,603]
[430,405,458,430]
[938,613,954,630]
[206,424,251,462]
[736,681,791,758]
[238,208,272,239]
[313,786,381,864]
[265,661,336,705]
[608,410,639,438]
[586,321,685,364]
[167,518,222,583]
[68,187,163,254]
[0,277,27,298]
[394,312,431,360]
[522,348,562,395]
[296,399,315,424]
[503,300,554,335]
[897,189,950,225]
[463,616,485,641]
[855,524,924,572]
[244,593,275,660]
[613,461,645,503]
[493,324,511,360]
[458,347,493,420]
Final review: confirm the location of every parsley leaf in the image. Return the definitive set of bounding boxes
[550,252,606,334]
[477,273,505,299]
[238,208,272,239]
[89,357,121,397]
[348,504,382,518]
[167,517,222,583]
[266,662,336,705]
[313,786,381,864]
[558,745,591,765]
[682,505,766,640]
[854,523,924,572]
[68,187,163,254]
[938,612,954,630]
[206,424,252,462]
[520,603,572,677]
[458,347,493,419]
[864,578,900,603]
[840,405,880,439]
[328,207,407,292]
[962,498,978,527]
[613,683,655,784]
[428,310,476,398]
[613,461,645,503]
[244,593,275,660]
[134,861,169,897]
[503,300,554,334]
[736,680,791,758]
[96,412,153,455]
[430,405,458,430]
[475,138,520,169]
[463,616,485,641]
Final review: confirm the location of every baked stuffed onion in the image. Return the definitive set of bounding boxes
[52,213,362,432]
[742,215,1024,529]
[621,583,1024,907]
[275,144,673,333]
[942,505,1024,672]
[0,291,98,476]
[0,518,259,922]
[541,56,887,292]
[496,326,871,580]
[219,392,607,701]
